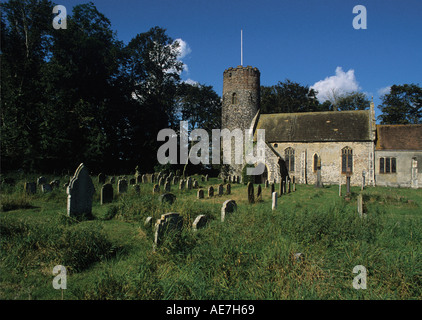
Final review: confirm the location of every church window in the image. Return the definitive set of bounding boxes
[379,157,397,173]
[232,93,237,104]
[341,147,353,173]
[285,147,295,172]
[313,154,319,172]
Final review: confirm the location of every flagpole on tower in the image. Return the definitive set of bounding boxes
[241,29,243,66]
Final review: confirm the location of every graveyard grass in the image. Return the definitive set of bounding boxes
[1,174,421,300]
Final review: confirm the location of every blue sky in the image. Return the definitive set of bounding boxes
[58,0,422,121]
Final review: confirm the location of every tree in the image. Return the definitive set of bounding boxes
[260,79,320,114]
[335,91,370,111]
[378,84,422,124]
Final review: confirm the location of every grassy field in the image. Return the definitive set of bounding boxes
[1,173,421,300]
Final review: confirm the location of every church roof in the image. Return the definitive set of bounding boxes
[255,110,372,142]
[376,124,422,150]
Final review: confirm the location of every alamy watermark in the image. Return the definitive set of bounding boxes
[52,5,67,30]
[157,121,266,175]
[353,265,367,289]
[353,5,367,30]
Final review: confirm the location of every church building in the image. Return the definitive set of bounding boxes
[221,65,422,188]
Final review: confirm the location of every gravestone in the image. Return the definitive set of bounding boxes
[164,181,171,192]
[144,216,153,228]
[129,178,136,185]
[172,176,178,185]
[272,192,278,210]
[205,174,209,181]
[192,215,208,231]
[218,184,224,196]
[159,193,176,205]
[287,180,291,193]
[109,177,116,184]
[179,179,185,190]
[142,174,148,184]
[41,184,52,193]
[118,179,128,194]
[153,184,160,194]
[226,183,231,195]
[101,183,113,204]
[186,177,192,190]
[159,177,164,187]
[67,163,95,218]
[208,186,214,197]
[357,194,364,217]
[270,183,275,194]
[221,199,237,222]
[151,173,155,183]
[37,176,47,186]
[197,189,204,199]
[98,173,106,184]
[133,184,140,194]
[24,182,36,194]
[265,180,269,188]
[282,181,286,195]
[247,182,254,204]
[193,180,199,189]
[50,179,60,189]
[256,185,262,201]
[201,176,205,182]
[153,213,183,248]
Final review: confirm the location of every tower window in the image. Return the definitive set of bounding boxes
[285,147,295,172]
[341,147,353,173]
[232,93,237,104]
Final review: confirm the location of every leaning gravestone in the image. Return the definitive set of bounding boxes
[67,163,95,218]
[192,215,208,231]
[101,183,113,204]
[153,213,183,249]
[24,182,36,195]
[153,184,160,194]
[221,199,237,222]
[164,181,171,192]
[118,179,128,194]
[41,184,53,193]
[159,193,176,205]
[247,182,254,204]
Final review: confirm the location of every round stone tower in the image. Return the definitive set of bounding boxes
[222,65,261,132]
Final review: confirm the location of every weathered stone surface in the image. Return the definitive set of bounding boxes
[186,177,192,190]
[118,179,128,194]
[205,174,209,181]
[193,180,199,189]
[101,183,113,204]
[164,181,171,192]
[179,179,185,190]
[218,184,224,196]
[247,182,254,204]
[226,183,231,195]
[142,174,148,184]
[221,199,237,222]
[197,189,204,199]
[154,213,183,248]
[192,214,208,231]
[159,193,176,205]
[144,216,153,228]
[67,163,95,217]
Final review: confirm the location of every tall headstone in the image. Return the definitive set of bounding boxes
[153,213,183,249]
[226,183,231,195]
[208,186,214,197]
[247,182,254,204]
[101,183,113,204]
[197,189,204,199]
[67,163,95,218]
[218,184,224,196]
[221,199,237,222]
[193,180,199,189]
[153,184,160,194]
[179,179,185,190]
[357,193,363,217]
[272,192,278,210]
[186,177,192,190]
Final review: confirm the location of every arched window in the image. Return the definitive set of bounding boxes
[232,93,237,104]
[341,147,353,173]
[285,147,295,172]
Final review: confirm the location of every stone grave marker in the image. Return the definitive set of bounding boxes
[133,184,140,194]
[197,189,204,199]
[153,213,183,249]
[118,179,128,194]
[98,173,106,184]
[226,183,231,195]
[218,184,224,196]
[164,181,171,192]
[247,182,254,204]
[221,199,237,222]
[67,163,95,218]
[101,183,113,204]
[37,176,47,186]
[272,192,278,210]
[24,182,36,194]
[41,184,53,193]
[179,179,185,190]
[153,184,160,194]
[257,185,262,201]
[144,216,153,228]
[159,193,176,205]
[193,180,199,189]
[192,215,208,231]
[208,186,214,197]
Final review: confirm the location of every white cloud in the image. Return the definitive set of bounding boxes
[311,67,361,102]
[183,78,199,86]
[174,38,192,59]
[377,86,391,96]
